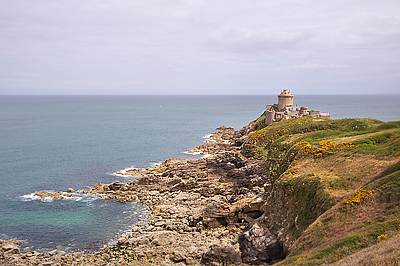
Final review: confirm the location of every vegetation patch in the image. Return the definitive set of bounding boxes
[294,139,354,159]
[275,175,334,240]
[352,130,400,157]
[101,246,138,263]
[342,189,375,211]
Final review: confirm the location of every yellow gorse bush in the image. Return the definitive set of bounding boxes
[248,127,290,144]
[295,257,306,262]
[389,217,400,222]
[248,117,312,145]
[377,234,388,241]
[287,169,297,175]
[294,139,354,158]
[342,189,374,210]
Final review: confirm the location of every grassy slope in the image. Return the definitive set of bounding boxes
[245,117,400,265]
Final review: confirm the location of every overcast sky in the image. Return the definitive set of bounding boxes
[0,0,399,95]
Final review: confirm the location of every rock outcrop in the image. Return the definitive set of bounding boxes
[2,125,289,265]
[34,191,77,200]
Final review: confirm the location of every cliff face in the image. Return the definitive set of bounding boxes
[2,116,399,265]
[239,116,400,265]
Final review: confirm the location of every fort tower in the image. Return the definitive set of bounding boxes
[277,89,294,110]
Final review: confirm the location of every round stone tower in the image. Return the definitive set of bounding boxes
[277,89,294,110]
[265,106,275,125]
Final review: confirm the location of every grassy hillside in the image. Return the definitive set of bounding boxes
[244,117,400,265]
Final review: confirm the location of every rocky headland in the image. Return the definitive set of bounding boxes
[2,116,400,266]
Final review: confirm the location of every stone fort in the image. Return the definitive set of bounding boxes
[265,90,330,125]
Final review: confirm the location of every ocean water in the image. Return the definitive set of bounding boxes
[0,94,399,253]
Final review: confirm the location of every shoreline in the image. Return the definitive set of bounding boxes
[1,124,262,265]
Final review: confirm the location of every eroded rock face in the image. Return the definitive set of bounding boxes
[239,220,286,264]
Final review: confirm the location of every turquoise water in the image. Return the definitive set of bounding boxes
[0,95,399,253]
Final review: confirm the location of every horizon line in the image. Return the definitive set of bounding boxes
[1,93,400,96]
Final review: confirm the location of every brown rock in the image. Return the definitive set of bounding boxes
[49,249,58,256]
[201,245,242,266]
[2,243,20,254]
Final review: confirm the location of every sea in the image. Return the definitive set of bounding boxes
[0,94,399,253]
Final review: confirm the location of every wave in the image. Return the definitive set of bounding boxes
[149,162,162,168]
[20,192,53,202]
[182,151,202,155]
[20,191,99,204]
[182,150,211,157]
[112,162,164,177]
[110,166,138,177]
[203,134,212,142]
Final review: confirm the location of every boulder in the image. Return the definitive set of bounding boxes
[67,188,74,193]
[201,245,242,266]
[118,233,128,245]
[2,243,20,254]
[170,249,188,263]
[109,181,125,191]
[92,183,109,193]
[49,249,58,256]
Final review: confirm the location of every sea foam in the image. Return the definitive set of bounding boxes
[203,134,212,142]
[21,192,52,202]
[20,191,98,204]
[110,166,138,177]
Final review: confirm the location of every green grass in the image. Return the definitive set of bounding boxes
[352,130,400,157]
[373,161,400,181]
[376,120,400,130]
[375,168,400,207]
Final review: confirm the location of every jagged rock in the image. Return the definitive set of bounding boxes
[2,243,20,254]
[48,249,58,256]
[129,235,150,246]
[109,181,125,191]
[170,249,187,262]
[201,245,242,266]
[239,221,286,264]
[92,183,109,193]
[118,233,128,245]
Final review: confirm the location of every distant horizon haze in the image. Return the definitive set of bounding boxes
[1,92,400,96]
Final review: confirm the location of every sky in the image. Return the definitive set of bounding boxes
[0,0,399,95]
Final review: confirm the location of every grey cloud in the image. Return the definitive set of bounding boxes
[0,0,399,95]
[278,63,348,70]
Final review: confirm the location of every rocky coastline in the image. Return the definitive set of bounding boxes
[1,123,279,265]
[2,116,400,265]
